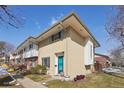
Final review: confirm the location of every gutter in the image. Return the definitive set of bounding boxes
[60,22,69,76]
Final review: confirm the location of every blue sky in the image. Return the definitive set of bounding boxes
[0,5,118,54]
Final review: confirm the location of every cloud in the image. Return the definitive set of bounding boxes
[51,17,58,25]
[50,13,64,26]
[35,21,41,29]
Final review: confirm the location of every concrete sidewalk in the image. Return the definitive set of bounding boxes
[17,77,47,88]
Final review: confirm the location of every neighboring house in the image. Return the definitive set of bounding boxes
[9,52,15,63]
[0,53,6,65]
[15,37,38,67]
[0,52,9,65]
[95,53,112,71]
[9,51,18,64]
[36,12,100,79]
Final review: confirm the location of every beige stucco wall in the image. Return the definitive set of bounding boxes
[38,26,95,79]
[66,27,87,79]
[38,31,68,76]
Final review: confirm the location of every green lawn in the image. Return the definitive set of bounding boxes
[0,85,23,88]
[47,73,124,88]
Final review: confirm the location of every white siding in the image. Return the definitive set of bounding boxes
[10,54,15,60]
[15,55,20,59]
[23,44,38,58]
[84,38,94,65]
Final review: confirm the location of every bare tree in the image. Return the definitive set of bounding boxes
[110,48,124,66]
[106,6,124,50]
[0,5,23,28]
[0,41,14,63]
[0,41,14,56]
[105,6,124,66]
[0,41,5,50]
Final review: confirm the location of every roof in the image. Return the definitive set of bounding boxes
[95,57,107,62]
[16,12,100,51]
[36,12,100,47]
[95,53,110,59]
[16,36,36,51]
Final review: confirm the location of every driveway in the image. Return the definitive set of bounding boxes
[17,77,47,88]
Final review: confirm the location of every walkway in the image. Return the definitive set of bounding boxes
[17,77,47,88]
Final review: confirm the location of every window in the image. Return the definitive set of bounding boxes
[20,50,23,54]
[29,44,33,50]
[85,65,91,70]
[31,58,36,67]
[51,31,62,42]
[24,48,26,52]
[90,45,93,59]
[42,57,50,68]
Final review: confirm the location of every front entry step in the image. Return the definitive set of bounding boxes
[52,75,70,81]
[52,75,64,80]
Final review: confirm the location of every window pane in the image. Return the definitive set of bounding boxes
[29,44,33,49]
[90,45,92,59]
[51,31,62,42]
[42,57,50,68]
[24,48,26,52]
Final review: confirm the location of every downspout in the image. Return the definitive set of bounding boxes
[60,22,69,77]
[93,44,95,72]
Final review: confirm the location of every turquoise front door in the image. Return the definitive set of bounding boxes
[58,56,63,74]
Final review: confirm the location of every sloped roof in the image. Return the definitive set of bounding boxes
[16,36,36,51]
[36,12,100,47]
[95,57,107,62]
[95,53,110,60]
[16,12,100,51]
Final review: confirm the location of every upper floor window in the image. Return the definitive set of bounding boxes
[19,49,23,54]
[24,48,26,52]
[90,45,93,59]
[51,31,62,42]
[29,44,33,50]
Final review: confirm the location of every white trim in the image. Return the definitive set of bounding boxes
[84,37,94,65]
[55,55,58,75]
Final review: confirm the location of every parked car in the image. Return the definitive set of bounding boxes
[102,67,121,73]
[0,75,16,85]
[0,66,16,85]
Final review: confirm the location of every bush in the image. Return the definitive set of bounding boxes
[16,70,22,75]
[7,68,14,72]
[30,67,37,74]
[74,75,85,82]
[30,65,47,75]
[41,65,47,75]
[22,70,31,76]
[112,62,116,66]
[18,64,27,71]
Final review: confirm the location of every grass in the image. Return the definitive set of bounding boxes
[0,85,23,88]
[47,73,124,88]
[112,73,124,78]
[26,74,51,82]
